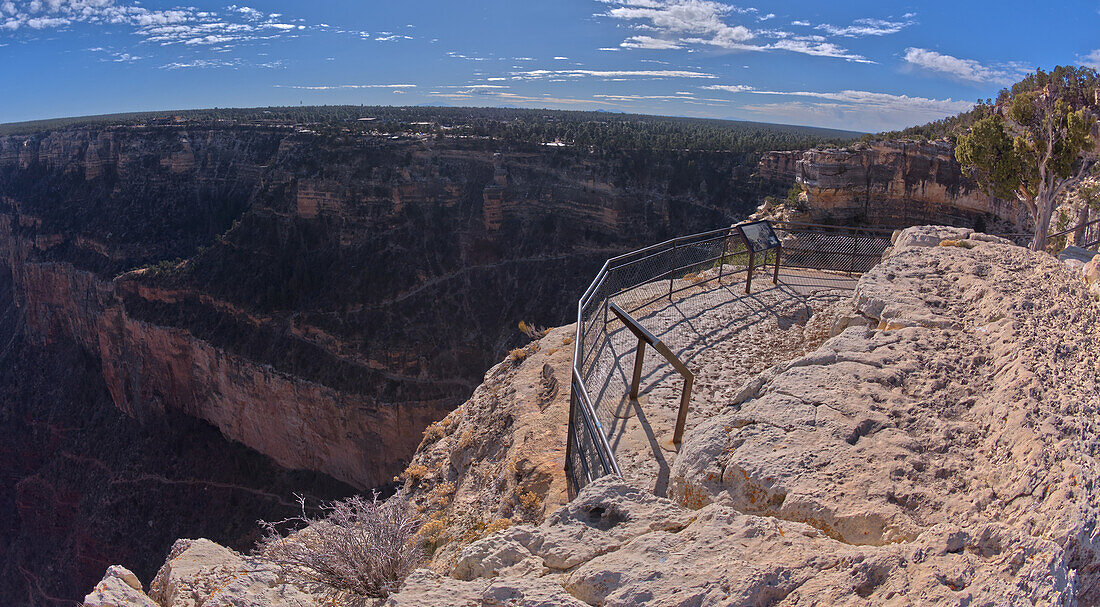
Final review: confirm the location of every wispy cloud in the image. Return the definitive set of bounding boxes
[701,84,753,93]
[702,84,973,130]
[620,35,681,49]
[87,46,143,63]
[903,48,1030,84]
[274,84,417,90]
[815,17,915,37]
[0,1,307,49]
[1079,49,1100,70]
[162,58,286,69]
[510,68,715,80]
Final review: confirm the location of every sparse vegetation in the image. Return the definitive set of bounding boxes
[257,493,424,602]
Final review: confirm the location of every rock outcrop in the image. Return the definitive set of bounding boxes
[760,141,1032,231]
[400,326,574,569]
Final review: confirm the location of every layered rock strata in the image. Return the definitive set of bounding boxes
[760,141,1031,230]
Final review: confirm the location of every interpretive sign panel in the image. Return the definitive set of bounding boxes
[737,220,780,252]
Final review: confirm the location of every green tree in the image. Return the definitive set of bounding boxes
[955,67,1098,251]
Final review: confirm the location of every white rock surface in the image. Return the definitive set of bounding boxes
[148,539,319,607]
[391,476,1074,605]
[671,226,1100,601]
[83,566,158,607]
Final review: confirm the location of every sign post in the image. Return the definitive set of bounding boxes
[736,221,782,294]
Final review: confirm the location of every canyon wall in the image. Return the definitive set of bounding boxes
[0,126,774,487]
[759,140,1031,230]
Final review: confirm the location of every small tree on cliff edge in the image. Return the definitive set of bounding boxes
[955,66,1098,251]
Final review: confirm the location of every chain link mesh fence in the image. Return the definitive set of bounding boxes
[567,222,893,494]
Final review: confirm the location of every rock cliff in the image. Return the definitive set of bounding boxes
[90,226,1100,605]
[759,141,1031,231]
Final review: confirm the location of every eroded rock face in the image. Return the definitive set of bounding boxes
[401,326,574,569]
[761,141,1031,230]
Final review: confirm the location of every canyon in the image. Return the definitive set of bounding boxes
[0,119,792,605]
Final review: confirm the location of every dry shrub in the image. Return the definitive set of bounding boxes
[402,464,430,483]
[518,320,548,340]
[257,493,424,602]
[509,347,528,362]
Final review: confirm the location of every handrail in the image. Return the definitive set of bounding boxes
[565,220,895,494]
[1048,217,1100,241]
[772,220,896,235]
[608,302,695,445]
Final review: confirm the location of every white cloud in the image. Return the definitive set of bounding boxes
[735,87,973,130]
[553,55,569,60]
[701,84,753,93]
[0,0,309,50]
[815,17,914,37]
[790,20,809,26]
[1080,49,1100,70]
[903,47,1029,84]
[510,68,715,80]
[601,0,754,46]
[620,34,681,49]
[770,39,873,63]
[593,93,693,100]
[598,0,869,62]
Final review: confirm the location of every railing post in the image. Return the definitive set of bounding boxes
[669,240,677,301]
[718,230,728,283]
[565,389,575,475]
[745,248,755,294]
[629,337,646,400]
[773,244,781,285]
[673,370,693,446]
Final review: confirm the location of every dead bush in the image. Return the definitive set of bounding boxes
[257,493,424,602]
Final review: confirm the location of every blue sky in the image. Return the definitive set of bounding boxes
[1,0,1098,131]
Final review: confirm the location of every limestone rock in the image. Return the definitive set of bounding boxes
[762,141,1031,230]
[149,538,319,607]
[1085,255,1100,300]
[391,477,1072,605]
[83,566,157,607]
[385,569,587,607]
[671,226,1100,600]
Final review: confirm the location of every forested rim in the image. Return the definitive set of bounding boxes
[0,105,861,152]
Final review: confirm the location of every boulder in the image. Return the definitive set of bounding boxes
[149,538,319,607]
[83,566,157,607]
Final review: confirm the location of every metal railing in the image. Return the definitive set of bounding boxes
[565,221,893,493]
[609,301,694,446]
[1048,217,1100,250]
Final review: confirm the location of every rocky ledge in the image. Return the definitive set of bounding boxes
[85,226,1100,605]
